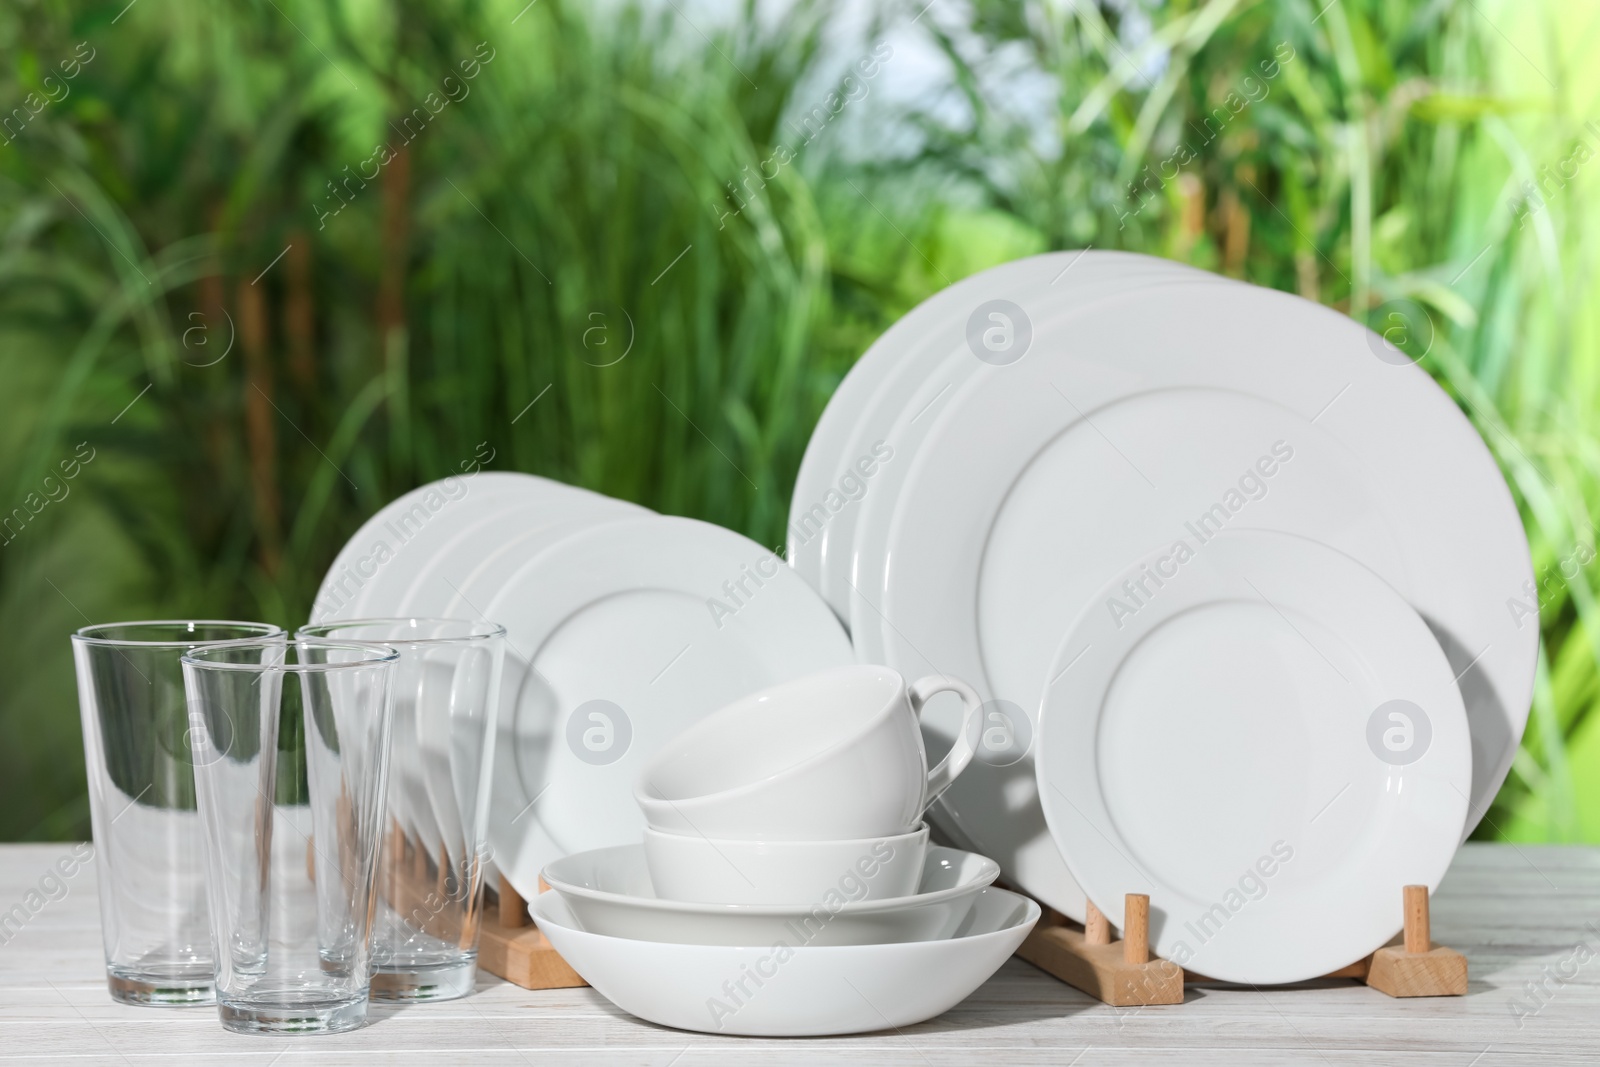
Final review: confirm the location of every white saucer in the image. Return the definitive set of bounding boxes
[532,885,1038,1036]
[541,844,999,946]
[476,515,853,901]
[1036,529,1471,984]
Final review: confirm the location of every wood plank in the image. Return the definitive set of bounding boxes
[1,842,1596,1063]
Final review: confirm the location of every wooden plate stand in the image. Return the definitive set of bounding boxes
[478,876,587,990]
[1016,884,1466,1005]
[359,824,585,991]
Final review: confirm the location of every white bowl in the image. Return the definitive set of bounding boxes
[541,844,998,946]
[532,885,1039,1036]
[643,824,929,904]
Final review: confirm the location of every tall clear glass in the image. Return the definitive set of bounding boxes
[182,639,396,1035]
[297,618,506,1001]
[71,620,285,1006]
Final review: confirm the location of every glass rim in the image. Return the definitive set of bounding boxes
[72,620,286,649]
[296,617,508,645]
[180,638,400,673]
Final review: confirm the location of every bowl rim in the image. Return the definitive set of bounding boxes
[531,883,1041,947]
[540,843,999,918]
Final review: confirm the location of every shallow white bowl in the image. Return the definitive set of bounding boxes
[542,844,998,946]
[532,885,1038,1036]
[643,824,929,904]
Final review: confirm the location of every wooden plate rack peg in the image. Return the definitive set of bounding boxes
[478,875,587,990]
[1017,884,1466,1004]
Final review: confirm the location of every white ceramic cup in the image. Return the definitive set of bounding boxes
[643,824,930,905]
[635,664,983,840]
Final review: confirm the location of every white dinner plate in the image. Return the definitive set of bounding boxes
[541,844,999,946]
[475,515,853,900]
[532,885,1038,1036]
[312,471,543,621]
[850,269,1532,920]
[791,251,1208,625]
[1036,529,1471,984]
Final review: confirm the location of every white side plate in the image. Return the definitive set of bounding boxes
[1036,530,1471,984]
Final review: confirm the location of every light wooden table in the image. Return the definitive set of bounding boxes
[4,842,1598,1065]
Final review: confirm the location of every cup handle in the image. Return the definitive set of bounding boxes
[909,674,983,810]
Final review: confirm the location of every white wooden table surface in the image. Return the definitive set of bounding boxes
[3,842,1598,1065]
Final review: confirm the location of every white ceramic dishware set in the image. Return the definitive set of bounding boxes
[288,249,1538,1030]
[534,664,1042,1035]
[790,249,1536,984]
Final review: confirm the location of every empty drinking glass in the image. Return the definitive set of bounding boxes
[71,620,285,1006]
[297,618,506,1001]
[182,639,396,1034]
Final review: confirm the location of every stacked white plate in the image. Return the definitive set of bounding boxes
[312,472,855,900]
[789,250,1536,983]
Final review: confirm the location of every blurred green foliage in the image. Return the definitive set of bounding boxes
[0,0,1594,843]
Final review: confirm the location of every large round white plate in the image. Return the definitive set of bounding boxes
[852,271,1533,919]
[475,515,853,900]
[790,251,1208,625]
[541,844,999,946]
[312,471,543,621]
[819,255,1218,632]
[532,885,1038,1037]
[1036,530,1471,984]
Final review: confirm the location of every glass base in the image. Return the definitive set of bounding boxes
[217,993,368,1035]
[108,966,215,1007]
[369,957,478,1001]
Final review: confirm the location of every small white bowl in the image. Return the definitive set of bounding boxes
[532,885,1040,1036]
[644,824,930,905]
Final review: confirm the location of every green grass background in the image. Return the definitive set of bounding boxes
[1,0,1595,843]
